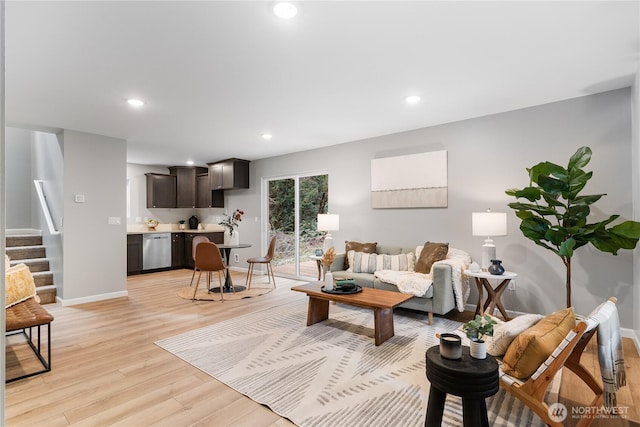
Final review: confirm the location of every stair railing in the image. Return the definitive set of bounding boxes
[33,180,60,235]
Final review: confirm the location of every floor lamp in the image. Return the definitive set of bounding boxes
[472,210,507,271]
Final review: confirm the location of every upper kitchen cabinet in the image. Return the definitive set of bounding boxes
[208,158,250,190]
[145,173,177,208]
[169,166,207,208]
[197,173,224,208]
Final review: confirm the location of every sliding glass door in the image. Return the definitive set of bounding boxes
[266,173,328,279]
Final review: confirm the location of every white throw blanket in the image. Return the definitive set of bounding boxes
[374,258,469,311]
[374,270,433,297]
[593,301,627,408]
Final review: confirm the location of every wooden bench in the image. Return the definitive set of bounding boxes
[5,297,54,383]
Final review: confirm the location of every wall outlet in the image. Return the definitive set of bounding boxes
[508,280,516,291]
[234,253,239,263]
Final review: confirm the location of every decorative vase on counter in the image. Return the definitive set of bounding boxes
[224,229,239,245]
[488,259,505,275]
[188,215,199,230]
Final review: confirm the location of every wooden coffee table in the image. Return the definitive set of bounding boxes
[291,281,413,346]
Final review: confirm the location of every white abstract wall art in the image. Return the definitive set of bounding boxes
[371,150,448,208]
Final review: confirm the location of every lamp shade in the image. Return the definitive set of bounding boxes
[472,212,507,237]
[317,214,340,231]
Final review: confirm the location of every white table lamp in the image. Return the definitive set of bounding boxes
[318,213,339,251]
[472,210,507,271]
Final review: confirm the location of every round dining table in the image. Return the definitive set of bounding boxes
[210,243,252,293]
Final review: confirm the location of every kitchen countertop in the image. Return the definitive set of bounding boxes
[127,224,225,235]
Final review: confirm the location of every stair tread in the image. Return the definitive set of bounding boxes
[9,257,49,263]
[6,245,46,250]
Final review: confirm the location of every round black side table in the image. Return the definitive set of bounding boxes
[425,345,499,427]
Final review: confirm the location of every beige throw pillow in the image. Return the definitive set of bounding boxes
[414,242,448,274]
[347,251,415,273]
[343,241,377,270]
[486,313,544,356]
[5,263,37,308]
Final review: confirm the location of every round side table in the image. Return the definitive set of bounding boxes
[425,345,499,427]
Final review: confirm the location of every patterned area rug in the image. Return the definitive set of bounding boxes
[156,300,555,426]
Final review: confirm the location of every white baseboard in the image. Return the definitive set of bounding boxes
[57,290,129,306]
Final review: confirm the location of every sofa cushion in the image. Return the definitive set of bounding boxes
[414,242,449,274]
[5,263,38,309]
[486,313,543,356]
[343,241,377,270]
[502,307,575,379]
[347,251,415,274]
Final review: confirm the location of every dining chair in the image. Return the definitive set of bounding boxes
[245,235,277,290]
[189,235,210,286]
[192,242,233,301]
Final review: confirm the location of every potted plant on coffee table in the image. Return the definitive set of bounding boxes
[462,314,497,359]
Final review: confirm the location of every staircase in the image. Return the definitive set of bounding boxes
[5,232,57,304]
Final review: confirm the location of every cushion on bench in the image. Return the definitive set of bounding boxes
[6,297,54,331]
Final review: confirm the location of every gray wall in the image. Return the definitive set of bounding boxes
[61,130,127,301]
[5,127,32,228]
[233,89,636,327]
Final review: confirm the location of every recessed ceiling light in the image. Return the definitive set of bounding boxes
[273,2,298,19]
[405,95,421,104]
[127,98,144,107]
[186,160,194,165]
[262,133,273,140]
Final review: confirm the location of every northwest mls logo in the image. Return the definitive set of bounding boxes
[548,403,568,422]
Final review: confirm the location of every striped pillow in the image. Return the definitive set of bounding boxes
[347,250,415,273]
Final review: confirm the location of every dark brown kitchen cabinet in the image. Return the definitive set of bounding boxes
[169,166,207,208]
[145,173,177,208]
[183,232,224,269]
[207,158,250,190]
[171,233,185,267]
[197,173,224,208]
[127,234,143,275]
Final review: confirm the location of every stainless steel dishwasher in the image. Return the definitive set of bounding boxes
[142,233,172,270]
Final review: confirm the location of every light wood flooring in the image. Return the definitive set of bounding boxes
[5,269,640,426]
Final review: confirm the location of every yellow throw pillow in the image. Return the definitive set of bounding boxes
[501,307,576,379]
[5,263,37,308]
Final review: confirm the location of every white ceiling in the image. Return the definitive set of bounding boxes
[5,1,639,166]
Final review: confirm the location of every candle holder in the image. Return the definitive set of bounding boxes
[439,333,462,360]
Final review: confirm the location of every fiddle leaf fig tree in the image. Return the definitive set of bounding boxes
[505,146,640,308]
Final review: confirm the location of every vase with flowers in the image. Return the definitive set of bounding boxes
[219,209,244,245]
[321,247,336,290]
